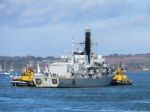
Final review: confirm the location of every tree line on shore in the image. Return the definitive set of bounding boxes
[0,53,150,71]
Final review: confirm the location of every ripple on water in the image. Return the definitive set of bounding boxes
[0,72,150,112]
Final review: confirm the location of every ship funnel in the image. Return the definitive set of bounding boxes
[85,29,91,64]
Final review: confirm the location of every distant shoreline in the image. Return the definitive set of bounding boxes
[1,53,150,71]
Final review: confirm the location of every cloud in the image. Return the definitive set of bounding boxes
[1,0,150,31]
[0,0,139,28]
[1,0,150,56]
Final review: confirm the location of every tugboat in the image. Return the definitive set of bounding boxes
[111,63,132,85]
[11,67,35,87]
[33,30,114,88]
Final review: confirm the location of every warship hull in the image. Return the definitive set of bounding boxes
[33,75,113,88]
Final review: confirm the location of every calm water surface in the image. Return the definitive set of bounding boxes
[0,71,150,112]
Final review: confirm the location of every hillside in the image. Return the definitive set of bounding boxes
[0,53,150,71]
[105,53,150,71]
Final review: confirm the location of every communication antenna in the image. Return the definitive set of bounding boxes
[72,38,74,54]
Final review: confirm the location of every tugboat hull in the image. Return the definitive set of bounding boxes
[11,80,35,87]
[111,80,132,86]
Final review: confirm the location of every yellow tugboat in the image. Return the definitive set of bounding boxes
[111,66,132,86]
[11,67,35,87]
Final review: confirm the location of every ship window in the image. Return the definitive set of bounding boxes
[52,79,57,84]
[88,74,92,78]
[45,73,48,76]
[35,79,42,85]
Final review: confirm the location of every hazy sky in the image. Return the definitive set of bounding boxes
[0,0,150,57]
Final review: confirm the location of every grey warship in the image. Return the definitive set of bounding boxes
[33,30,114,88]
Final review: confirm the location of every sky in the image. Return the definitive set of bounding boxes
[0,0,150,57]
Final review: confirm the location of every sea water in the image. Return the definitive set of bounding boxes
[0,71,150,112]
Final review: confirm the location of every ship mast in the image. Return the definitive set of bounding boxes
[72,38,74,54]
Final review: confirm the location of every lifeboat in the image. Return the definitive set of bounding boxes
[111,67,132,85]
[11,67,35,87]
